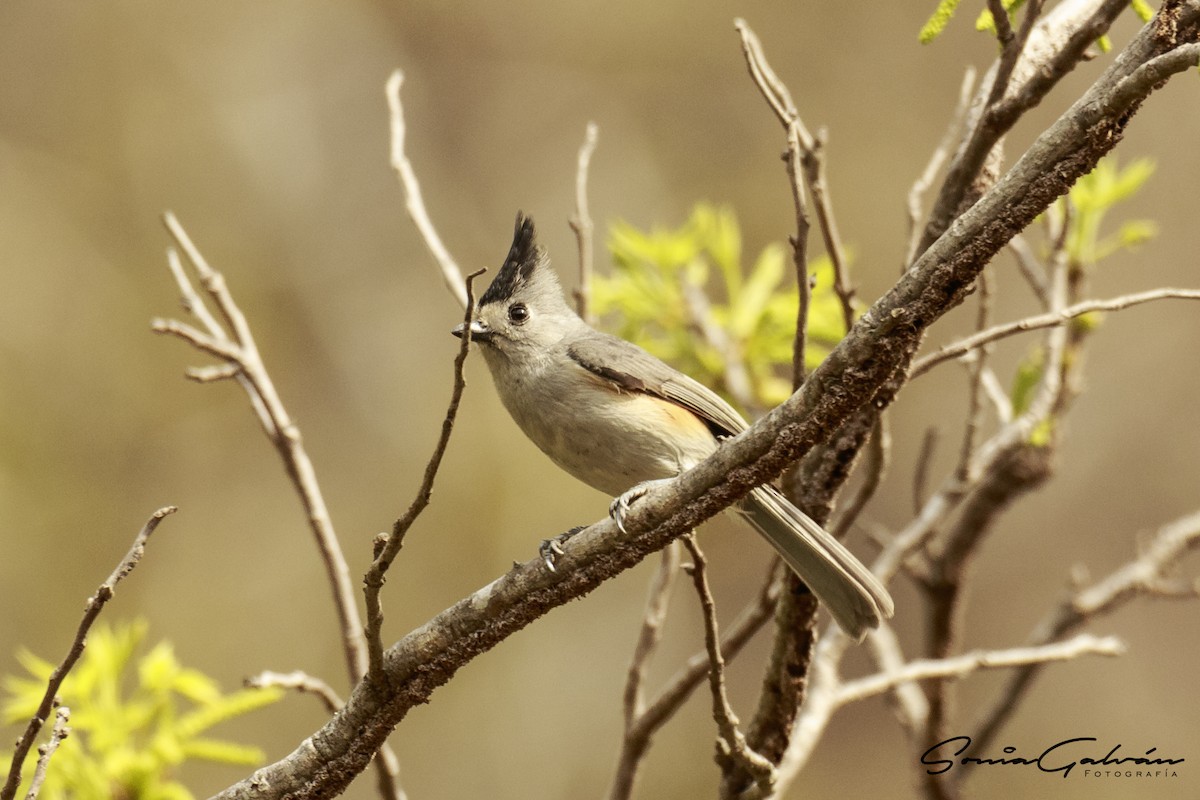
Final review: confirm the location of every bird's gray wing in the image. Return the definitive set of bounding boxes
[566,332,748,437]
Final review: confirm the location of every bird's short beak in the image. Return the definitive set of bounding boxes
[452,320,491,342]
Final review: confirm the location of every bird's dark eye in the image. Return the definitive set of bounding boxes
[508,303,529,324]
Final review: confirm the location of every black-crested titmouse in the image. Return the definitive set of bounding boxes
[453,214,893,639]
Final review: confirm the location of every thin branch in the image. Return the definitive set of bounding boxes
[837,634,1124,706]
[985,0,1047,112]
[905,67,978,270]
[734,18,854,331]
[1005,234,1051,305]
[246,671,345,716]
[610,563,779,800]
[386,70,468,309]
[155,213,369,683]
[607,543,681,800]
[786,122,813,389]
[681,281,757,412]
[364,269,484,677]
[911,288,1200,379]
[21,707,69,800]
[955,273,993,482]
[681,536,775,799]
[2,508,174,800]
[569,121,600,323]
[832,414,891,538]
[622,543,681,729]
[154,216,405,800]
[913,427,940,517]
[970,509,1200,755]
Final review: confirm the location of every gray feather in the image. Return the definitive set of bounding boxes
[738,485,893,640]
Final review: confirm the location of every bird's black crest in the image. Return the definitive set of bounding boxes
[479,213,541,307]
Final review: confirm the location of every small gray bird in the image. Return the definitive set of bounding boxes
[453,213,893,639]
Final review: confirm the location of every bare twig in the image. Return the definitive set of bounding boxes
[608,543,681,800]
[364,269,484,676]
[21,707,69,800]
[832,414,891,538]
[570,122,600,323]
[681,536,775,799]
[681,281,757,411]
[155,214,368,681]
[608,564,779,800]
[911,288,1200,379]
[905,68,978,270]
[1006,234,1051,305]
[2,508,174,800]
[154,215,405,800]
[913,427,940,517]
[786,123,813,388]
[734,18,854,332]
[956,273,993,482]
[838,634,1124,706]
[971,509,1200,755]
[985,0,1047,111]
[246,671,345,715]
[622,543,681,730]
[386,70,468,309]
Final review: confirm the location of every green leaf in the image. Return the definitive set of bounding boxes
[1010,347,1045,416]
[181,737,267,766]
[729,243,785,338]
[975,0,1024,35]
[1131,0,1154,22]
[919,0,963,43]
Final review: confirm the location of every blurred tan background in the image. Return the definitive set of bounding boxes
[2,2,1198,798]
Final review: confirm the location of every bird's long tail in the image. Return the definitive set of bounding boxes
[737,485,894,640]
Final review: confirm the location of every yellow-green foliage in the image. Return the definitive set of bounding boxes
[1009,155,1157,424]
[3,620,282,800]
[1057,156,1157,268]
[920,0,1153,44]
[592,203,849,410]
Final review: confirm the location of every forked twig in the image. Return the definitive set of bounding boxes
[2,508,174,800]
[153,216,405,799]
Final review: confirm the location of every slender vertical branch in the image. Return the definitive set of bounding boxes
[386,70,468,309]
[734,18,854,331]
[2,508,174,800]
[607,564,779,800]
[680,536,775,799]
[569,122,600,323]
[905,68,977,269]
[785,123,812,388]
[956,273,993,481]
[363,269,484,677]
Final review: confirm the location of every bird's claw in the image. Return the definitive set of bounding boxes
[539,526,585,572]
[609,482,661,535]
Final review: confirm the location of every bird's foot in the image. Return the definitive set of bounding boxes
[609,479,673,535]
[539,526,586,572]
